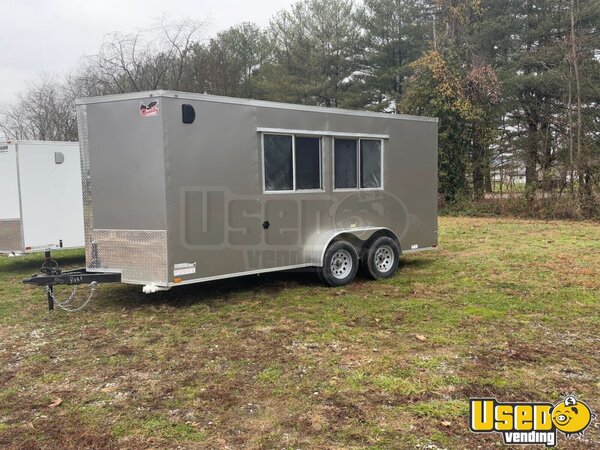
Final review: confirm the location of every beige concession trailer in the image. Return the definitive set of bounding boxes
[24,91,438,306]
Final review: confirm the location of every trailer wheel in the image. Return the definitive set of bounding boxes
[362,236,400,280]
[319,241,359,287]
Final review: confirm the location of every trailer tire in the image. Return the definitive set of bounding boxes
[319,241,359,287]
[362,236,400,280]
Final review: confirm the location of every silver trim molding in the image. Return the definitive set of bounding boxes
[402,246,437,254]
[168,263,315,287]
[258,128,390,139]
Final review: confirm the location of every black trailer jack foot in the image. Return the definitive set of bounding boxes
[43,251,55,310]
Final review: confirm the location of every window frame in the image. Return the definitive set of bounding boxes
[333,137,384,192]
[262,133,324,194]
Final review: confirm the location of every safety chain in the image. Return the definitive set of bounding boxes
[45,282,98,312]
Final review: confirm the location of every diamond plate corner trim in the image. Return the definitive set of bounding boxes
[91,229,168,284]
[76,105,97,268]
[0,219,23,252]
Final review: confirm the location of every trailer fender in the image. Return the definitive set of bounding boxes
[305,227,400,267]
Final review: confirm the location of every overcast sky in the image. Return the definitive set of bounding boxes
[0,0,294,102]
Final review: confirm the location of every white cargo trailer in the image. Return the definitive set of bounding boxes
[0,141,85,254]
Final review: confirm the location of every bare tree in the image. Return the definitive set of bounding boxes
[85,18,204,94]
[0,76,77,141]
[0,19,205,141]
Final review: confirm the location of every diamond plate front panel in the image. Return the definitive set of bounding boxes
[90,229,168,284]
[0,219,23,252]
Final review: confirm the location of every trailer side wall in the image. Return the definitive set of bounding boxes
[162,96,437,284]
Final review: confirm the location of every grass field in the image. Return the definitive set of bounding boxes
[0,217,598,449]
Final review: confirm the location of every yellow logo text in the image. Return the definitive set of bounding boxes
[469,396,594,447]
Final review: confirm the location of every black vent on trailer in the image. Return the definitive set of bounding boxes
[182,104,196,124]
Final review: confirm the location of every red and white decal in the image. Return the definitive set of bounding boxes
[140,100,159,117]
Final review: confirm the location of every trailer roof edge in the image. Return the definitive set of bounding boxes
[75,90,439,123]
[1,140,79,146]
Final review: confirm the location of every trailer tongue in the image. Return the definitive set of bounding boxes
[23,251,121,311]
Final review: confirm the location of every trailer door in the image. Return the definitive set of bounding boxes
[0,143,23,251]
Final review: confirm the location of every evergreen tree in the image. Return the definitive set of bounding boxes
[264,0,362,107]
[357,0,432,112]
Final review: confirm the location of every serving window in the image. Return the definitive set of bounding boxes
[263,134,322,192]
[334,138,383,190]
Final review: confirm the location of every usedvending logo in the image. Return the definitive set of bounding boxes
[470,396,595,446]
[140,100,159,117]
[0,145,8,154]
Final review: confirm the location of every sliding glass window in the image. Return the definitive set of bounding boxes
[263,134,322,192]
[295,137,321,190]
[264,134,293,191]
[334,139,358,189]
[334,138,383,190]
[360,140,382,189]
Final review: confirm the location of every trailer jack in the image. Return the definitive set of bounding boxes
[23,251,121,311]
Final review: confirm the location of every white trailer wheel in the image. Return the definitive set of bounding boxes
[330,249,353,279]
[374,245,395,273]
[319,241,359,287]
[363,236,400,280]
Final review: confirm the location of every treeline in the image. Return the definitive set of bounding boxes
[2,0,599,216]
